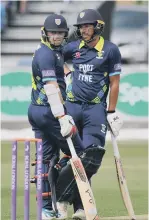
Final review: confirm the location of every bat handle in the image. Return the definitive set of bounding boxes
[110,132,120,158]
[67,137,78,158]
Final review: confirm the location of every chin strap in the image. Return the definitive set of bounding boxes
[83,35,97,43]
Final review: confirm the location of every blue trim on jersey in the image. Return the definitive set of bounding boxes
[42,77,57,82]
[109,72,121,76]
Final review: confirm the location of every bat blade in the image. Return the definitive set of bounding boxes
[110,132,136,220]
[70,157,100,220]
[114,156,136,220]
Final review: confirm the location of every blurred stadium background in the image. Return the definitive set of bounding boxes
[1,1,148,219]
[1,0,148,141]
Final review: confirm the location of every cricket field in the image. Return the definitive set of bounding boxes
[1,140,148,219]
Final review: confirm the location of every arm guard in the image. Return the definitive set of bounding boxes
[44,83,65,118]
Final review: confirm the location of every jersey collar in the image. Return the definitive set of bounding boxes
[41,38,53,50]
[79,36,104,52]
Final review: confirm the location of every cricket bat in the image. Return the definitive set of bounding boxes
[110,132,136,220]
[67,137,100,220]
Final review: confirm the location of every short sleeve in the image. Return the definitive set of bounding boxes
[38,50,57,83]
[108,44,121,76]
[63,43,73,62]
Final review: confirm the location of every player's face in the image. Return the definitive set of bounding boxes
[79,24,94,41]
[47,31,65,46]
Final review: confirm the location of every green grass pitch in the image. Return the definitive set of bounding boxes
[1,140,148,219]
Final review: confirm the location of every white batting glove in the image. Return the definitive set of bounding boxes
[58,115,77,138]
[107,111,123,137]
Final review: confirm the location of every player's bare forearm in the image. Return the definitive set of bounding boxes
[108,75,120,111]
[46,81,64,104]
[64,63,71,75]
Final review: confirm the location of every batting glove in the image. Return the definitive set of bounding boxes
[107,111,123,137]
[58,115,77,138]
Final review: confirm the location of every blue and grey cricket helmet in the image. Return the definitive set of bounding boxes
[44,13,69,34]
[73,9,105,26]
[73,9,105,38]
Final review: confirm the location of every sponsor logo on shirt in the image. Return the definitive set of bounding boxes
[114,63,121,71]
[96,51,104,59]
[42,70,55,77]
[75,52,81,58]
[78,64,94,82]
[101,124,106,134]
[79,64,94,74]
[56,53,61,60]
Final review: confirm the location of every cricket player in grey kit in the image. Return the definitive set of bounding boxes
[28,13,84,220]
[56,9,123,220]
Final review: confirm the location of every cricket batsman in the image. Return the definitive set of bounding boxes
[55,9,123,220]
[28,13,84,220]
